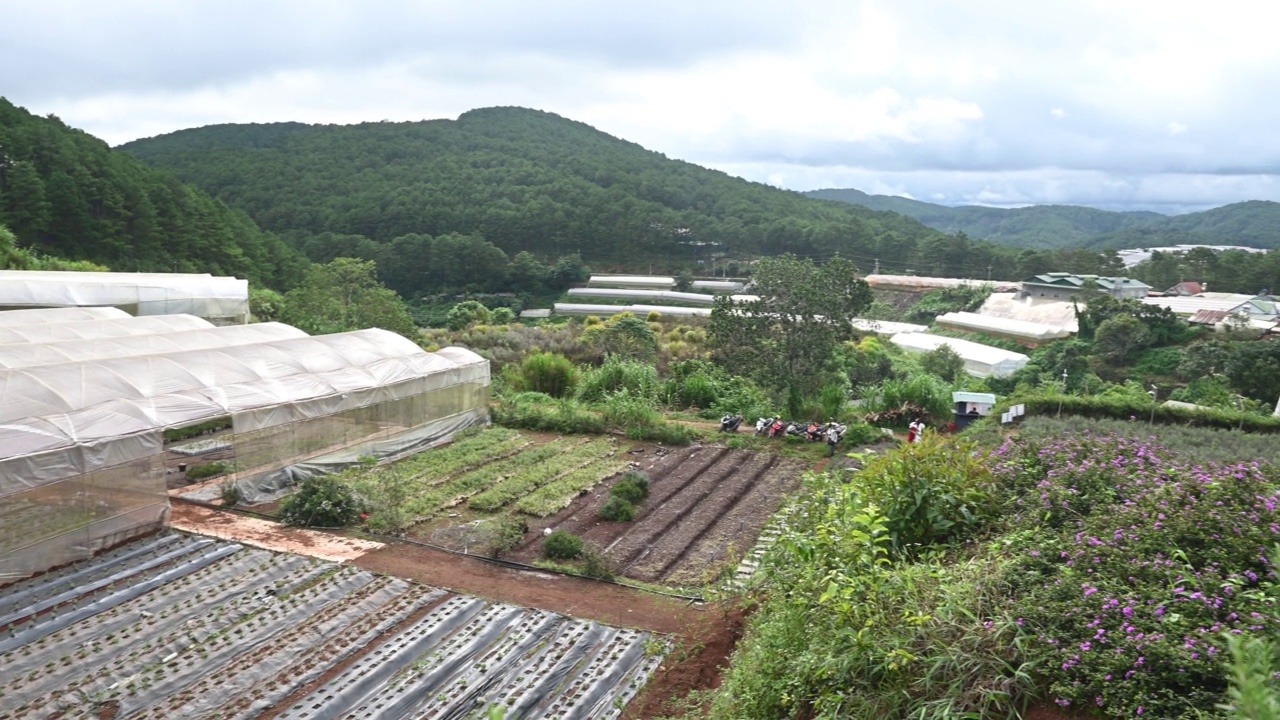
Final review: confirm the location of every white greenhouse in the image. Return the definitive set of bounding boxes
[0,309,490,583]
[0,270,250,324]
[0,313,216,345]
[850,318,928,335]
[587,275,676,290]
[0,305,131,327]
[553,302,712,317]
[889,333,1029,378]
[567,288,718,305]
[690,280,746,293]
[934,311,1072,343]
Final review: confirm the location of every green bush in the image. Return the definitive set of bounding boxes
[1007,392,1280,433]
[219,480,243,508]
[445,300,491,330]
[1131,345,1184,377]
[575,355,660,403]
[861,374,954,424]
[516,352,577,398]
[611,472,650,504]
[840,421,883,446]
[542,530,584,560]
[581,545,615,581]
[853,436,996,557]
[186,461,233,481]
[492,395,607,435]
[490,307,517,324]
[279,475,363,528]
[485,516,527,557]
[600,388,660,429]
[598,495,636,522]
[631,421,700,445]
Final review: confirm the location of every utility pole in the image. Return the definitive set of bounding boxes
[987,264,993,281]
[873,258,880,274]
[1057,368,1068,418]
[1148,384,1158,426]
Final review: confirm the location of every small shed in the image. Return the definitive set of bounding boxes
[952,391,996,429]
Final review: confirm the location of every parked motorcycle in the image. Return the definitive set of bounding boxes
[770,419,787,438]
[719,414,744,433]
[755,417,775,436]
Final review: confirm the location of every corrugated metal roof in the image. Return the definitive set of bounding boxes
[953,392,997,404]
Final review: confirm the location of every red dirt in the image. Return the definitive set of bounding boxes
[622,604,750,719]
[503,445,806,585]
[352,538,702,635]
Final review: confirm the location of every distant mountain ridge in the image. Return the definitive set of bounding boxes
[805,188,1280,250]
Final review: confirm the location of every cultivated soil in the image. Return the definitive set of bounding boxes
[503,444,807,586]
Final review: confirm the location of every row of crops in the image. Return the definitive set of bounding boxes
[0,532,666,719]
[343,428,631,530]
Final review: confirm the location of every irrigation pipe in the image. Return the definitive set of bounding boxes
[172,497,708,603]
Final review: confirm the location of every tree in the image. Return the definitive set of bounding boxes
[1224,339,1280,405]
[445,300,491,330]
[581,314,658,361]
[921,344,965,382]
[506,251,549,294]
[1093,314,1152,364]
[548,253,590,291]
[281,257,418,338]
[708,255,873,408]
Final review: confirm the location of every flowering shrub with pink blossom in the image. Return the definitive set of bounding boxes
[992,433,1280,717]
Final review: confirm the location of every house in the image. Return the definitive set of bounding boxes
[1019,273,1152,301]
[1165,281,1205,296]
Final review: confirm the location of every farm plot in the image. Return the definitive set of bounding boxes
[324,428,628,530]
[505,446,806,587]
[0,532,665,720]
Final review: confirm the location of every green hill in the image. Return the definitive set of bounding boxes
[0,98,306,287]
[118,107,1028,295]
[806,188,1280,250]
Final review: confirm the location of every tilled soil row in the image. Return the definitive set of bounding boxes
[627,453,778,583]
[661,457,807,587]
[606,451,758,574]
[506,446,730,559]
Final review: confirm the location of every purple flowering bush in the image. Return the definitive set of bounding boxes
[992,433,1280,717]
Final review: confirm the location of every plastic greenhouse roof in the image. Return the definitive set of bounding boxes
[0,328,430,422]
[554,302,712,317]
[0,270,248,320]
[567,288,718,305]
[0,314,214,346]
[0,323,307,369]
[0,345,488,469]
[934,311,1072,341]
[587,275,677,288]
[889,332,1028,378]
[0,306,131,327]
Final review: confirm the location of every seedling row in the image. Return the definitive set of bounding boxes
[0,533,665,720]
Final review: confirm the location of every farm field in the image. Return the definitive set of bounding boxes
[0,532,665,720]
[504,445,808,587]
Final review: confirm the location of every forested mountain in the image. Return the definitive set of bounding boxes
[807,188,1280,251]
[119,108,1036,295]
[0,99,307,287]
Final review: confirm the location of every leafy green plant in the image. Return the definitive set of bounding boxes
[278,475,363,528]
[512,351,577,397]
[218,480,243,508]
[543,530,584,560]
[611,472,650,504]
[581,544,615,580]
[186,461,233,481]
[598,495,636,522]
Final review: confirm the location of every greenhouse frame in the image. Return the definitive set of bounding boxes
[0,270,250,324]
[889,332,1029,378]
[0,310,490,583]
[553,302,712,317]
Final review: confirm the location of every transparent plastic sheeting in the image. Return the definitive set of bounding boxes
[0,270,249,323]
[889,332,1029,378]
[223,406,489,504]
[0,322,307,369]
[0,313,213,346]
[0,345,490,494]
[0,453,168,581]
[0,327,429,422]
[0,305,131,327]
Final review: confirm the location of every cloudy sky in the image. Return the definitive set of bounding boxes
[3,0,1278,213]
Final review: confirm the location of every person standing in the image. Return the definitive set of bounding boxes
[826,423,841,457]
[906,419,918,444]
[913,420,925,443]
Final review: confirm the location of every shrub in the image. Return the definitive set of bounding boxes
[445,300,491,330]
[516,352,577,398]
[581,545,616,580]
[600,388,660,429]
[598,495,636,522]
[646,310,662,322]
[853,435,996,557]
[632,421,700,445]
[840,421,883,446]
[486,516,528,557]
[611,472,650,504]
[576,355,660,402]
[278,475,363,528]
[542,530,584,560]
[186,461,232,481]
[490,307,517,324]
[861,374,953,425]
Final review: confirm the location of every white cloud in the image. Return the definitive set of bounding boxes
[2,0,1279,211]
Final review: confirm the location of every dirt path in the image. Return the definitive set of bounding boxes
[169,502,383,562]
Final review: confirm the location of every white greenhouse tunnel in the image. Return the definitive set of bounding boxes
[889,332,1029,378]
